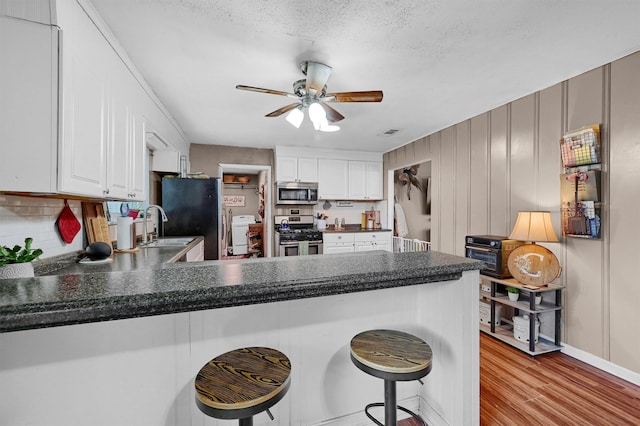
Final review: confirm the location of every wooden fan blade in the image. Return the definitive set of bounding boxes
[265,103,300,117]
[236,85,297,98]
[305,61,332,96]
[320,103,345,123]
[325,91,383,102]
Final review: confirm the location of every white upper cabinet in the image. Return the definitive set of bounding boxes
[348,161,382,200]
[57,0,109,197]
[276,146,384,201]
[58,0,145,200]
[275,156,318,182]
[0,0,174,201]
[0,16,58,193]
[318,159,349,200]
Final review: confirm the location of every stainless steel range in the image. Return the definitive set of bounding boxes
[274,215,323,256]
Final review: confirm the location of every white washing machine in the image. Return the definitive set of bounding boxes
[231,215,256,255]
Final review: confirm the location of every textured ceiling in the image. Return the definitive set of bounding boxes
[89,0,640,153]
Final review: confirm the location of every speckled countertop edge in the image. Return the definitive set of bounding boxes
[1,250,483,333]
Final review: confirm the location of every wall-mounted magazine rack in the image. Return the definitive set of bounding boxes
[560,124,601,168]
[560,124,602,239]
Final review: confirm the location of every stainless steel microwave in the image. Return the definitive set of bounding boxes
[276,182,319,205]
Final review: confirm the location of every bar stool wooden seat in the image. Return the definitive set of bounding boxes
[195,347,291,426]
[350,329,432,426]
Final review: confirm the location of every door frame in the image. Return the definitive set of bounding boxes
[219,163,273,257]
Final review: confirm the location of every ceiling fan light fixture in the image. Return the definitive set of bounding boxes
[320,123,340,132]
[285,107,304,128]
[308,102,326,124]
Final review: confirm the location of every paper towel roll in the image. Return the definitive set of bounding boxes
[117,217,133,250]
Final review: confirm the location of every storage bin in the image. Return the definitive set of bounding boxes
[479,300,501,327]
[513,314,540,344]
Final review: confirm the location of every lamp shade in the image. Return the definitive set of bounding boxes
[509,211,559,242]
[308,102,326,123]
[285,107,304,128]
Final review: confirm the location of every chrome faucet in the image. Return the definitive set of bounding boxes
[143,205,168,244]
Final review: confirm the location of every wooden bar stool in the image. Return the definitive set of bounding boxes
[195,347,291,426]
[350,329,432,426]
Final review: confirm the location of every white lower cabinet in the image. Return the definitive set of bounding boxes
[324,232,392,254]
[354,232,393,252]
[185,240,205,262]
[322,233,355,254]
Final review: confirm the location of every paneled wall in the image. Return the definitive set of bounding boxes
[384,50,640,374]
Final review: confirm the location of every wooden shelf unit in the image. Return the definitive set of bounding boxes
[480,275,564,355]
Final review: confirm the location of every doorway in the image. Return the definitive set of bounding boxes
[219,164,273,258]
[386,160,432,241]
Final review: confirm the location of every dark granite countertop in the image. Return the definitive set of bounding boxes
[322,226,392,233]
[0,250,482,333]
[34,236,204,276]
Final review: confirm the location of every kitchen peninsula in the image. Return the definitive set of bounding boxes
[0,250,481,425]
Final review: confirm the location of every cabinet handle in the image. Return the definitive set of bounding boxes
[103,188,110,195]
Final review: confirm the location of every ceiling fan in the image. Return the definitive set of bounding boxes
[236,61,383,132]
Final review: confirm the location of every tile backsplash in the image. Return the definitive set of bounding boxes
[0,195,84,259]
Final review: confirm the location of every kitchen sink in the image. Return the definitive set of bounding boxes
[139,237,195,248]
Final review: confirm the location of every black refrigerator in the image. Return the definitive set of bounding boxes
[160,177,221,260]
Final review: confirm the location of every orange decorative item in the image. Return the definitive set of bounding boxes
[237,176,250,183]
[223,175,235,183]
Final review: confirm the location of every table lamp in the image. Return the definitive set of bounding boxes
[509,211,559,243]
[508,211,561,285]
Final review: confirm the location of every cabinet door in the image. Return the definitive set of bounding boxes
[354,243,375,252]
[324,245,355,254]
[58,2,109,197]
[128,108,146,201]
[375,241,393,252]
[348,161,367,199]
[152,150,181,173]
[348,161,383,200]
[105,73,130,200]
[365,161,383,199]
[318,159,348,199]
[0,17,57,193]
[297,157,318,182]
[276,157,298,182]
[186,241,205,262]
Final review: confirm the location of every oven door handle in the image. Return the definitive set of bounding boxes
[465,245,495,252]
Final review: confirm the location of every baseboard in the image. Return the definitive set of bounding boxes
[561,342,640,386]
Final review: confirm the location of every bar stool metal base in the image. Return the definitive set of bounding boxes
[350,329,432,426]
[363,380,427,426]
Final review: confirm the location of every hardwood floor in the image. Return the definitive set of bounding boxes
[397,332,640,425]
[480,332,640,425]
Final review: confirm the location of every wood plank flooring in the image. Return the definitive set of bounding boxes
[398,332,640,425]
[480,332,640,425]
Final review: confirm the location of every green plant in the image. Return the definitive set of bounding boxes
[0,238,43,266]
[506,286,520,294]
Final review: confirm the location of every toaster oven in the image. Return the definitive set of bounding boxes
[465,235,525,279]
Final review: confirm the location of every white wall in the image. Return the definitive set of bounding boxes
[383,50,640,375]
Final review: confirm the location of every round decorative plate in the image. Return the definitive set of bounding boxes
[507,244,561,286]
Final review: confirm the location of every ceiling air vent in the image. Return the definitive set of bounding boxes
[379,129,400,136]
